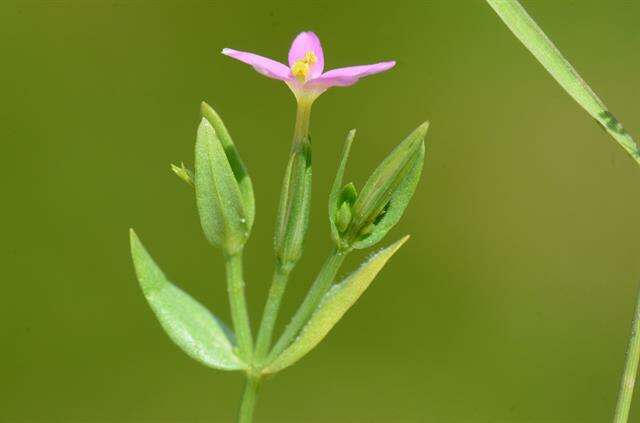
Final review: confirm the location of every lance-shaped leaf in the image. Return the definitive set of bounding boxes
[130,230,245,371]
[328,130,356,248]
[486,0,640,164]
[263,235,409,374]
[195,117,250,255]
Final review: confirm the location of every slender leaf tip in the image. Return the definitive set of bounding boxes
[385,234,410,254]
[416,121,430,139]
[347,128,356,142]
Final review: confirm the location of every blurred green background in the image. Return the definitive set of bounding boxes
[3,1,640,421]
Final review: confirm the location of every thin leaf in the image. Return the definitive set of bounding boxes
[486,0,640,163]
[130,229,245,371]
[329,130,356,246]
[263,235,409,374]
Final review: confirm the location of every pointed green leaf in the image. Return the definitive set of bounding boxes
[486,0,640,164]
[263,236,409,374]
[201,102,255,230]
[353,141,425,249]
[329,130,355,247]
[195,117,249,254]
[130,229,245,371]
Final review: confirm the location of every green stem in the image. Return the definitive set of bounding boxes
[614,281,640,423]
[254,264,292,363]
[266,247,347,364]
[225,251,253,362]
[237,376,260,423]
[292,99,312,147]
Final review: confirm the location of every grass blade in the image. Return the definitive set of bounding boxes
[486,2,640,421]
[486,0,640,164]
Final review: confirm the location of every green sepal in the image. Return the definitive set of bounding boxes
[200,101,255,231]
[263,236,409,374]
[274,136,312,267]
[194,116,250,255]
[129,229,245,371]
[328,130,355,248]
[171,162,194,187]
[348,122,428,249]
[353,140,425,249]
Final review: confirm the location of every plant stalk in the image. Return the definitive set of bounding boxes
[225,251,254,362]
[260,97,315,367]
[254,264,293,363]
[237,376,261,423]
[292,98,312,148]
[266,247,347,364]
[614,281,640,423]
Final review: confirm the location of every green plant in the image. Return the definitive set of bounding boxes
[130,31,428,422]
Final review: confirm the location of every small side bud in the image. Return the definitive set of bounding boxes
[339,182,357,206]
[335,201,352,233]
[171,162,194,187]
[328,131,356,250]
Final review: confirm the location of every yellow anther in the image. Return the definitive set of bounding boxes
[291,61,310,81]
[291,51,318,82]
[304,51,317,65]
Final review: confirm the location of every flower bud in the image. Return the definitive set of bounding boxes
[329,123,428,250]
[335,201,352,233]
[194,104,255,255]
[273,135,312,267]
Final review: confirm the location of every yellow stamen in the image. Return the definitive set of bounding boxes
[291,51,318,82]
[304,51,317,65]
[291,61,310,80]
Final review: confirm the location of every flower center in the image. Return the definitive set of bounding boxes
[291,51,318,82]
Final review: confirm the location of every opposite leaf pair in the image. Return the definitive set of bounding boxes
[129,229,409,374]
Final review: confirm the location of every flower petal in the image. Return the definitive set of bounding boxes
[288,32,324,78]
[306,61,396,89]
[222,48,292,81]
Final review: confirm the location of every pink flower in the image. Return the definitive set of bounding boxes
[222,31,395,102]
